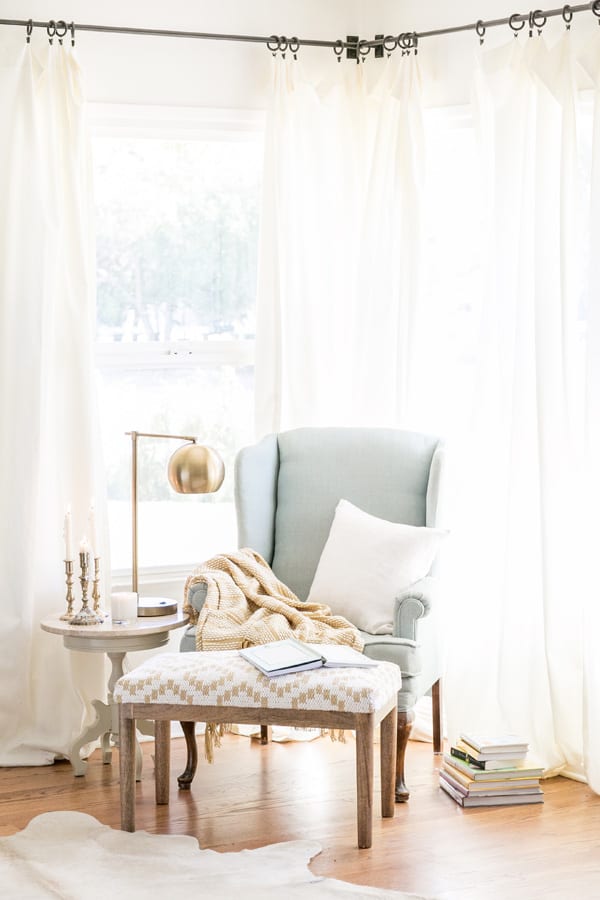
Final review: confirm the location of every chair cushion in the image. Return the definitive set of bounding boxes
[114,649,401,714]
[308,499,446,634]
[271,427,440,602]
[181,627,421,677]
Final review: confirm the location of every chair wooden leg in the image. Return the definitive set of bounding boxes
[395,708,414,803]
[432,678,443,755]
[177,721,198,790]
[260,725,271,744]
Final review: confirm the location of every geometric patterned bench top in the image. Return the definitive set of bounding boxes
[113,648,402,714]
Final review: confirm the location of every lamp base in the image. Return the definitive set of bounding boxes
[137,597,178,617]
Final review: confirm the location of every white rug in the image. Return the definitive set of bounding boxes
[0,812,428,899]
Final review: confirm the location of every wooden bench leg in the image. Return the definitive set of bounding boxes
[355,714,374,849]
[432,678,443,754]
[119,706,136,832]
[380,706,397,818]
[178,721,198,790]
[155,719,170,805]
[260,725,271,744]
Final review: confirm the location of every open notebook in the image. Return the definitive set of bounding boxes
[239,637,378,678]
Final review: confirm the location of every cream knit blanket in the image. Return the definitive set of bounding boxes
[184,548,363,652]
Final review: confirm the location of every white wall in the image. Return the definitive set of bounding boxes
[0,0,363,107]
[2,0,595,109]
[362,0,596,106]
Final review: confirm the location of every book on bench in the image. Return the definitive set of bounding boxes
[239,638,378,677]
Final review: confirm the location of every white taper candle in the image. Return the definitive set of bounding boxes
[64,506,73,561]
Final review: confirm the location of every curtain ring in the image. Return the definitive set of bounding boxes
[288,36,299,59]
[593,0,600,22]
[267,34,279,55]
[383,34,397,55]
[55,20,68,45]
[358,39,371,61]
[562,5,573,28]
[476,20,486,45]
[509,13,525,35]
[333,39,344,61]
[531,9,547,33]
[47,20,56,45]
[26,19,33,44]
[397,32,412,56]
[69,22,75,46]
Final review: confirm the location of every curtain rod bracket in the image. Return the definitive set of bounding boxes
[346,35,358,61]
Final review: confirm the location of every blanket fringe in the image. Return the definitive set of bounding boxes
[204,723,233,763]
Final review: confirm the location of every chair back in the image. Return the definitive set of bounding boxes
[237,427,443,602]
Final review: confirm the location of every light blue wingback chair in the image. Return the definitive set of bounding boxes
[180,426,445,801]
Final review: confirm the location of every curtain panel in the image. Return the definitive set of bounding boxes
[0,34,107,765]
[443,31,600,790]
[255,35,600,790]
[255,55,427,435]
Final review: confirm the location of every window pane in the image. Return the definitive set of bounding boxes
[94,136,261,343]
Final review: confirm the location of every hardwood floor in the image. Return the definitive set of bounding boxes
[1,734,600,899]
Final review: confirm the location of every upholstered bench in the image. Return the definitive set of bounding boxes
[114,648,401,849]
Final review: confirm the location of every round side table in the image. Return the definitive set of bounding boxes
[40,611,189,778]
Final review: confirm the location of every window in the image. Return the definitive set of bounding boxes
[90,106,263,575]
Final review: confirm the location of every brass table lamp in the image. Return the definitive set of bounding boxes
[128,431,225,616]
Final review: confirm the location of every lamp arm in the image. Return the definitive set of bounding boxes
[129,430,197,593]
[127,431,197,443]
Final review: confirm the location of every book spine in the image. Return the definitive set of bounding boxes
[439,777,465,806]
[451,746,486,769]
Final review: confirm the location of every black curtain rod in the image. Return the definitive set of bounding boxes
[0,3,598,55]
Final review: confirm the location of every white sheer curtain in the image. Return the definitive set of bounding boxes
[581,28,600,791]
[256,34,600,789]
[444,31,600,787]
[0,33,107,765]
[255,54,426,434]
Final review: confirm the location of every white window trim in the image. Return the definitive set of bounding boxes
[96,339,254,370]
[88,102,265,141]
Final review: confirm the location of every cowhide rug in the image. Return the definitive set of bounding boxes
[0,811,429,899]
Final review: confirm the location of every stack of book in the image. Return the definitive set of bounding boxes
[439,733,544,808]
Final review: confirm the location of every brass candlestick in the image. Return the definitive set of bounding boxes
[70,551,103,626]
[60,559,75,621]
[92,556,105,616]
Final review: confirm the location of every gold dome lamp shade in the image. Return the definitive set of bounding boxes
[127,431,225,616]
[168,443,225,494]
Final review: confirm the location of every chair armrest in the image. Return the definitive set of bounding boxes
[186,581,208,617]
[393,576,437,642]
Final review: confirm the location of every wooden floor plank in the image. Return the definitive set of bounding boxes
[1,735,599,898]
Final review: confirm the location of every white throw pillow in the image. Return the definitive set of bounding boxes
[307,499,446,635]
